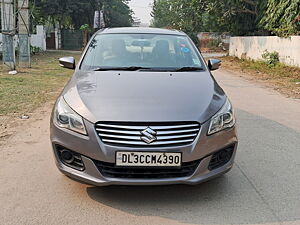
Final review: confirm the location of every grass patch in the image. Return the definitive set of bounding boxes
[220,56,300,98]
[0,51,81,116]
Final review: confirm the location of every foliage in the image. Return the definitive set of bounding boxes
[15,45,43,56]
[204,0,261,35]
[104,0,133,27]
[259,0,300,37]
[151,0,300,37]
[262,50,280,67]
[151,0,173,28]
[30,0,133,30]
[80,24,91,32]
[30,45,44,55]
[206,39,222,49]
[151,0,266,37]
[31,0,73,29]
[151,0,206,44]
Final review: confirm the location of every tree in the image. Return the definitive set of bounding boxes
[151,0,206,43]
[103,0,133,27]
[260,0,300,37]
[204,0,264,35]
[150,0,263,38]
[151,0,173,28]
[30,0,133,30]
[151,0,300,37]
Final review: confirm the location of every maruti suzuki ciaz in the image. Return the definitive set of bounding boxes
[50,27,238,186]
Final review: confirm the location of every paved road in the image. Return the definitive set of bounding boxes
[0,69,299,225]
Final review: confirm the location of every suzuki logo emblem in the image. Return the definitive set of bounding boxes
[140,127,157,144]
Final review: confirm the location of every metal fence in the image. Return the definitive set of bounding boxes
[61,29,83,50]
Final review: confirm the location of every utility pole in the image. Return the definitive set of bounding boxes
[1,0,16,71]
[18,0,30,67]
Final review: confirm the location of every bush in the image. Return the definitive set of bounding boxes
[206,38,222,50]
[262,50,280,67]
[80,24,91,32]
[15,45,43,55]
[30,45,43,55]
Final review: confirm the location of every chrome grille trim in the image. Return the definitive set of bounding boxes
[96,128,141,135]
[95,122,200,147]
[97,124,199,130]
[99,133,197,141]
[102,138,195,146]
[95,128,200,135]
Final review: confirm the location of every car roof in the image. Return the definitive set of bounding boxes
[97,27,186,36]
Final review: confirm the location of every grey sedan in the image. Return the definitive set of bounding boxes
[50,27,238,186]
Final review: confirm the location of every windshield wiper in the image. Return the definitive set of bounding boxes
[174,67,204,72]
[92,66,204,72]
[93,66,150,71]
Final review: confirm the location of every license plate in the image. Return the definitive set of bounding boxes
[116,152,182,167]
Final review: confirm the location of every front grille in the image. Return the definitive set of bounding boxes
[95,122,200,147]
[95,160,200,179]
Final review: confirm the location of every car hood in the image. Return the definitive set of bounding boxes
[63,70,226,123]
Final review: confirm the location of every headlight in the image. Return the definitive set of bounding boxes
[54,97,87,135]
[208,98,235,135]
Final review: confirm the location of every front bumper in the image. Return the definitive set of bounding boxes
[50,118,238,186]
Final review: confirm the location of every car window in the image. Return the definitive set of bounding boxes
[80,33,204,71]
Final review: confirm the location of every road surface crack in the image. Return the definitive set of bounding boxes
[235,162,282,224]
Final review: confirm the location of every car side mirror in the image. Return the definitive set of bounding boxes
[59,57,75,70]
[208,59,221,71]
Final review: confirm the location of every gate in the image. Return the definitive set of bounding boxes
[46,32,56,49]
[61,30,83,50]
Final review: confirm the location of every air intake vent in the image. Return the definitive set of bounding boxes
[56,145,85,171]
[95,122,200,147]
[208,145,235,171]
[95,159,201,179]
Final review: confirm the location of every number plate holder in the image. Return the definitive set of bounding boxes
[116,151,182,167]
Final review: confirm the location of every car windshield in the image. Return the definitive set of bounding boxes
[80,33,204,71]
